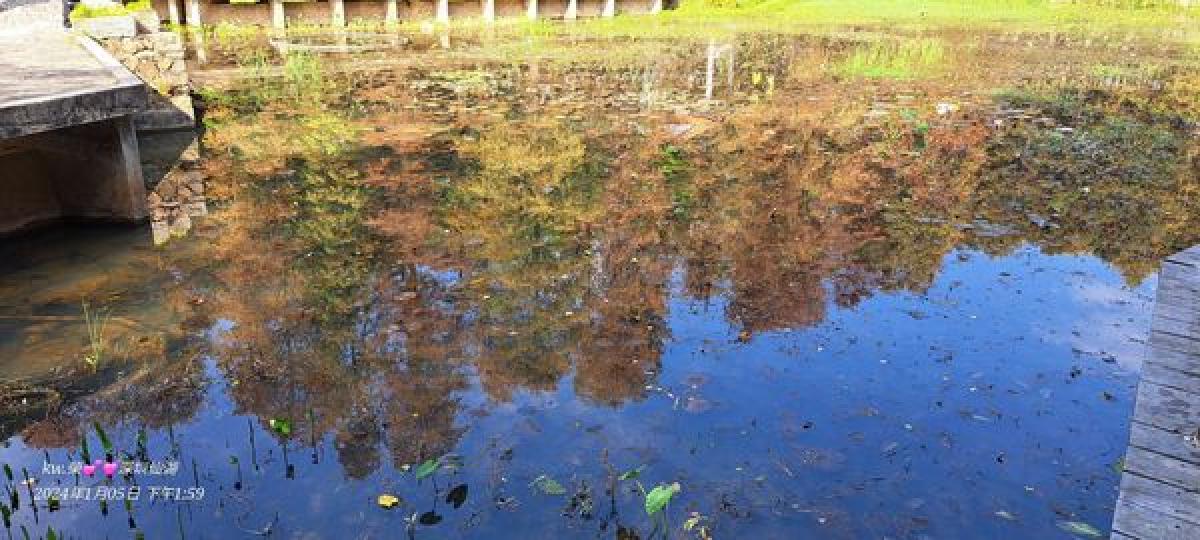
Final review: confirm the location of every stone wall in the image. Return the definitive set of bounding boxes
[100,31,196,132]
[0,0,63,34]
[99,29,205,244]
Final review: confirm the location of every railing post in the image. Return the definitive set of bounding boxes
[330,0,345,26]
[185,0,201,27]
[602,0,614,17]
[166,0,180,25]
[437,0,449,23]
[527,0,537,19]
[482,0,495,22]
[386,0,398,25]
[270,0,285,30]
[564,0,577,20]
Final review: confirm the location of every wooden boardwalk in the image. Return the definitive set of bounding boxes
[1113,245,1200,539]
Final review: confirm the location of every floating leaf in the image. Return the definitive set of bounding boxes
[377,494,401,509]
[618,465,645,481]
[446,484,468,509]
[417,511,442,525]
[1111,458,1124,474]
[268,418,292,437]
[644,482,681,516]
[1057,521,1103,538]
[414,459,439,480]
[531,475,566,496]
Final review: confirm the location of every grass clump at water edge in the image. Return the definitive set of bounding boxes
[836,38,946,79]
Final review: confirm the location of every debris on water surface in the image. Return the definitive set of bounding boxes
[532,475,567,496]
[377,494,401,509]
[1057,520,1103,537]
[994,510,1017,521]
[684,396,713,413]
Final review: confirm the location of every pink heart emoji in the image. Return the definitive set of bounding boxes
[82,464,96,477]
[103,462,118,477]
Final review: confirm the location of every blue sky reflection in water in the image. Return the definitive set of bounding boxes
[0,243,1154,539]
[1,28,1199,540]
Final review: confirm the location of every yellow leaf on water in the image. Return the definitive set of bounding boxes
[377,494,401,509]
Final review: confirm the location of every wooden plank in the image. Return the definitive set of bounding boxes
[1132,381,1200,432]
[1117,246,1200,539]
[1152,319,1200,345]
[1147,348,1200,376]
[1168,248,1200,267]
[1116,473,1200,524]
[1129,422,1200,466]
[1159,272,1200,292]
[1140,361,1200,396]
[1150,331,1200,358]
[1113,497,1200,540]
[1124,446,1200,490]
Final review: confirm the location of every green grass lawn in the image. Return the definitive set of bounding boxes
[517,0,1200,42]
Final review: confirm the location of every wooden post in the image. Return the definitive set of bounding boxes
[602,0,614,17]
[564,0,577,20]
[704,40,715,100]
[270,0,285,30]
[527,0,537,19]
[482,0,495,22]
[185,0,201,27]
[166,0,180,25]
[330,0,345,26]
[385,0,398,26]
[436,0,449,23]
[649,0,661,14]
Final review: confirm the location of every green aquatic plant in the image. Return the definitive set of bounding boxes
[81,301,111,371]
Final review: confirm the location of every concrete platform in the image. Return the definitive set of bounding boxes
[0,30,150,233]
[0,30,146,139]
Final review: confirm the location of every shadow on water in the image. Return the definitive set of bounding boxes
[0,27,1198,539]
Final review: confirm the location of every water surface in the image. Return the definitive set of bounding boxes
[1,27,1198,539]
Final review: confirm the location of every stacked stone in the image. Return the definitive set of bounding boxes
[147,165,205,245]
[101,31,195,132]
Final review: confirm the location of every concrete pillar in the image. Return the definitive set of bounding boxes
[0,116,148,233]
[189,27,207,64]
[649,0,661,14]
[185,0,201,27]
[330,0,345,27]
[564,0,577,20]
[602,0,614,17]
[436,0,449,23]
[166,0,180,26]
[270,0,285,30]
[385,0,398,26]
[527,0,537,19]
[482,0,495,22]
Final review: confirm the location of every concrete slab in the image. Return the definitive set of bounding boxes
[0,30,146,139]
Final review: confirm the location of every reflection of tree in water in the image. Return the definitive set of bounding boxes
[181,66,1200,482]
[202,113,470,478]
[970,88,1200,282]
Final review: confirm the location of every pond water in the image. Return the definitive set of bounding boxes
[2,27,1199,539]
